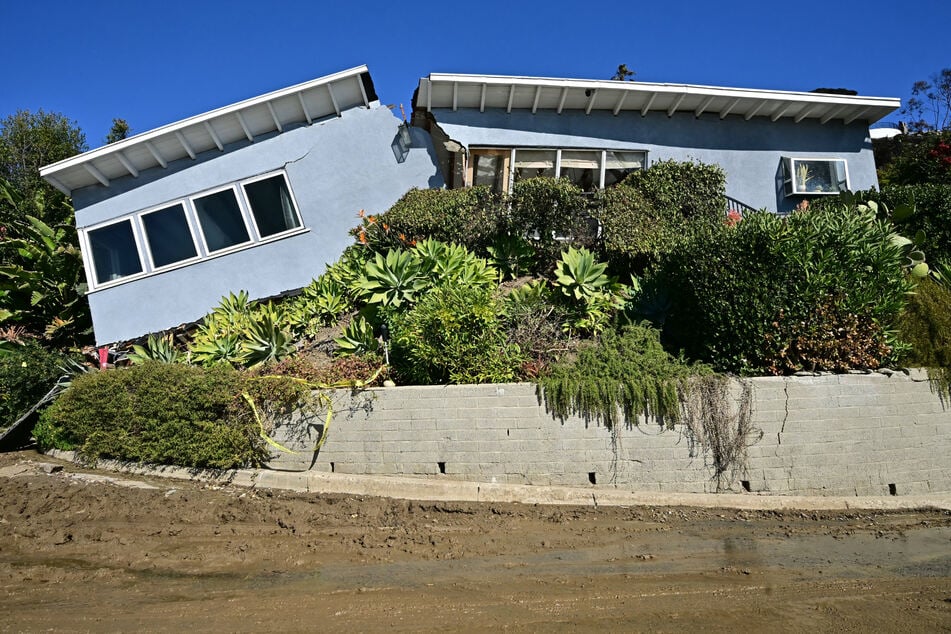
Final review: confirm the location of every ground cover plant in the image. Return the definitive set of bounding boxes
[538,323,710,429]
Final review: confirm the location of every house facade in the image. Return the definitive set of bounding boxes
[40,67,443,345]
[412,73,899,213]
[41,67,899,346]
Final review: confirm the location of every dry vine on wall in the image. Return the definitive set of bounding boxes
[681,375,761,492]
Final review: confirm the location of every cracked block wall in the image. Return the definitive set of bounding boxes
[268,371,951,496]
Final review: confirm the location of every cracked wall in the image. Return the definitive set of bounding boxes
[268,371,951,496]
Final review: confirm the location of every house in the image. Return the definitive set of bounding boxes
[39,66,443,345]
[411,73,899,213]
[41,67,899,346]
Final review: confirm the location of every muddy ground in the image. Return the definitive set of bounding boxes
[1,450,949,632]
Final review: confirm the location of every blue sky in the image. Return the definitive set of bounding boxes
[3,0,949,150]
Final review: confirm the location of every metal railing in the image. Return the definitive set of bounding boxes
[725,195,758,217]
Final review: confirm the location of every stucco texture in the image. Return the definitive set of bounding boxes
[74,106,442,344]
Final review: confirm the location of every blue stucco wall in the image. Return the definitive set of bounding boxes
[74,106,443,344]
[429,108,878,213]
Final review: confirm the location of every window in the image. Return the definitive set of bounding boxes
[83,170,305,290]
[783,158,849,196]
[470,150,509,193]
[141,203,198,268]
[603,151,644,187]
[467,147,646,192]
[243,174,302,238]
[193,187,251,252]
[87,220,143,285]
[514,150,556,182]
[560,150,601,192]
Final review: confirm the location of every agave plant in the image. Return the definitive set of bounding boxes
[188,334,244,366]
[412,239,498,289]
[487,234,535,281]
[504,279,549,309]
[289,276,351,336]
[208,290,254,333]
[553,247,612,301]
[354,249,426,308]
[454,259,499,288]
[334,316,380,356]
[126,333,182,364]
[242,303,297,366]
[324,246,369,295]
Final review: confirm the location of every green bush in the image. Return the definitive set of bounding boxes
[596,160,727,274]
[661,206,911,374]
[509,178,595,272]
[899,277,951,395]
[620,159,727,221]
[538,323,711,429]
[595,183,682,273]
[376,186,504,253]
[842,184,951,266]
[876,129,951,186]
[391,284,522,384]
[0,340,68,427]
[36,362,270,469]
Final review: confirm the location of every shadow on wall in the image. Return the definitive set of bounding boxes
[431,109,871,154]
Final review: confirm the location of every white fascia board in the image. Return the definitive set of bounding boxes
[40,65,370,181]
[420,73,900,121]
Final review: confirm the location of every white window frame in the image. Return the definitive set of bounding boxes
[782,157,850,196]
[81,169,308,292]
[189,183,256,256]
[466,146,647,191]
[81,217,147,290]
[241,171,305,241]
[138,201,203,273]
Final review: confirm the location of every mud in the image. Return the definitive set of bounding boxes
[1,450,949,632]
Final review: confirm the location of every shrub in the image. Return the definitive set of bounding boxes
[0,340,67,427]
[377,186,504,253]
[876,129,951,186]
[595,185,677,273]
[620,159,727,221]
[391,284,522,384]
[847,184,951,266]
[36,362,270,469]
[899,277,951,395]
[596,160,727,275]
[661,206,911,374]
[538,324,711,429]
[510,178,596,272]
[500,280,570,377]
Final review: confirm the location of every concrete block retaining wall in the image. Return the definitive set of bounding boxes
[267,370,951,496]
